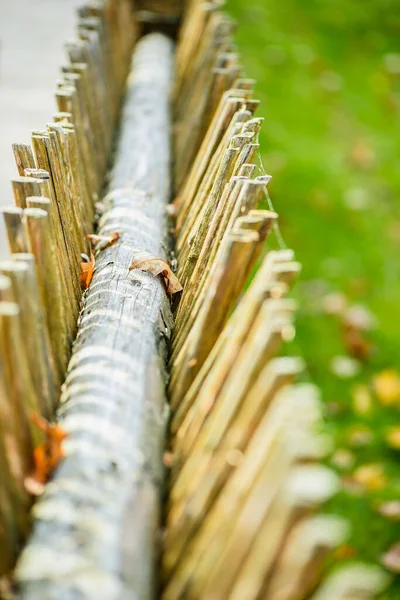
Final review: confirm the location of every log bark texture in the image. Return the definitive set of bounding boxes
[136,0,185,16]
[15,32,174,600]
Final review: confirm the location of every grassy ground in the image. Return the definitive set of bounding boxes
[227,0,400,595]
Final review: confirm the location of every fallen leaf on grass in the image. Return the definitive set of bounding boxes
[377,501,400,520]
[352,384,373,416]
[381,542,400,573]
[343,322,373,361]
[332,544,358,560]
[331,448,356,471]
[87,231,120,251]
[341,305,376,361]
[350,138,376,169]
[321,297,374,360]
[353,463,387,491]
[348,425,373,448]
[25,414,68,496]
[373,370,400,406]
[385,427,400,450]
[80,249,95,290]
[340,475,365,495]
[326,400,347,417]
[129,252,183,295]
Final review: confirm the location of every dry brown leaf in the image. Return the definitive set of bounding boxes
[373,370,400,406]
[163,452,175,468]
[332,544,358,561]
[381,542,400,573]
[129,252,183,295]
[342,323,372,361]
[80,249,95,290]
[25,414,68,496]
[87,231,120,251]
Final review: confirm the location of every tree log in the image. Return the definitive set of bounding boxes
[136,0,185,17]
[15,32,174,600]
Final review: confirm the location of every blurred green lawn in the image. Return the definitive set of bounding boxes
[227,0,400,595]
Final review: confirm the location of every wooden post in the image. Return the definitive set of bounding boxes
[12,143,35,176]
[15,33,174,600]
[309,563,390,599]
[265,515,349,600]
[0,257,55,416]
[1,206,28,254]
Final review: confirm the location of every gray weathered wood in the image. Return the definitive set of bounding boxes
[15,32,174,600]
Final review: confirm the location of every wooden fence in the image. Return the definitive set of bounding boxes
[0,1,391,599]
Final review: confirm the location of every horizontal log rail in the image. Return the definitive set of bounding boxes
[15,33,174,600]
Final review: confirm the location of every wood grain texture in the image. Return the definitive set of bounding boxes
[136,0,185,16]
[15,33,174,600]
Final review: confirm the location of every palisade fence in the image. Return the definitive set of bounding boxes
[0,1,390,599]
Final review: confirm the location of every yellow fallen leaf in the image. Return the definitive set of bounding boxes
[373,370,400,406]
[386,427,400,450]
[353,463,387,491]
[352,383,373,416]
[331,448,356,471]
[348,425,373,448]
[129,252,183,295]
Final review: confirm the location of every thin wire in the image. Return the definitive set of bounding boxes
[255,147,287,250]
[254,146,321,390]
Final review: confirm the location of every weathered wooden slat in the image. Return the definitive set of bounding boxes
[15,33,174,600]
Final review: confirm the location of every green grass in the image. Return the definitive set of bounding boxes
[227,0,400,595]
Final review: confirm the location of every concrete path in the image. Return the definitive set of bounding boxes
[0,0,81,256]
